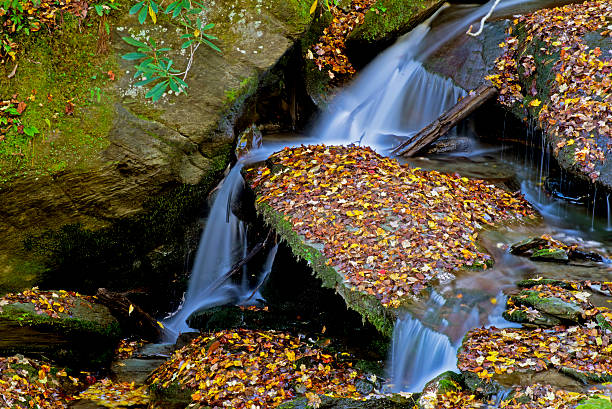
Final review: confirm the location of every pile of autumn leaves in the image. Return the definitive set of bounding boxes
[487,0,611,181]
[149,329,365,408]
[309,0,376,80]
[246,145,535,308]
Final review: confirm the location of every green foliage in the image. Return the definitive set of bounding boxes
[577,398,612,409]
[122,0,221,102]
[93,0,119,34]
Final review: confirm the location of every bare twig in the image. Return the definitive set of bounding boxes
[466,0,500,37]
[7,63,18,79]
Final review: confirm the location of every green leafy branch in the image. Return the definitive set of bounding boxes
[122,0,221,101]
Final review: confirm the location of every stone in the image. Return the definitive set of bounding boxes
[0,296,120,370]
[530,248,569,262]
[0,0,314,298]
[277,394,419,409]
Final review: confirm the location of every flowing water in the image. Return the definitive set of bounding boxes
[166,0,612,393]
[164,165,278,338]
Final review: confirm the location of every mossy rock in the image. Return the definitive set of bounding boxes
[508,290,584,323]
[277,394,418,409]
[255,201,396,339]
[530,248,569,262]
[0,0,315,299]
[0,297,120,369]
[502,308,562,327]
[346,0,443,67]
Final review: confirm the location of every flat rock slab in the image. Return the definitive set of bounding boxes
[504,281,612,328]
[0,289,120,369]
[244,145,536,336]
[458,325,612,389]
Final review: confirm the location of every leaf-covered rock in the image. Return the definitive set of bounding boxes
[0,288,120,369]
[244,145,536,335]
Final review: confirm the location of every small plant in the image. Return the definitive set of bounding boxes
[122,0,221,102]
[577,397,612,409]
[90,86,102,103]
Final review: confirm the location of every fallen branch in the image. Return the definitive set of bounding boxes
[466,0,501,37]
[206,230,274,294]
[95,288,163,341]
[392,84,498,156]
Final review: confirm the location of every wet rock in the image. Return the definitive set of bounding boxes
[506,280,612,329]
[509,237,551,256]
[0,294,120,370]
[111,343,174,385]
[530,248,569,262]
[422,371,465,395]
[277,394,418,409]
[507,290,583,323]
[424,20,508,91]
[509,235,605,264]
[186,305,290,331]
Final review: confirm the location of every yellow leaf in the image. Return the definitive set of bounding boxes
[567,139,575,146]
[128,304,134,316]
[529,99,541,107]
[157,321,164,328]
[309,0,317,14]
[149,5,157,23]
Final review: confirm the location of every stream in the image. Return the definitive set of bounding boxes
[165,0,612,396]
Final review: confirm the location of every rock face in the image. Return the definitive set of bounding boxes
[0,0,313,295]
[423,20,507,92]
[0,291,120,369]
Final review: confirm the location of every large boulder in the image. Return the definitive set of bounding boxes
[485,0,612,192]
[244,145,537,337]
[0,289,120,369]
[0,0,313,297]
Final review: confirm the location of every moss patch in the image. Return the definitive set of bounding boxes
[349,0,441,43]
[0,12,118,184]
[256,201,397,339]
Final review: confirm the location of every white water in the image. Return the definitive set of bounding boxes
[311,5,466,154]
[388,315,457,392]
[164,165,278,338]
[388,292,517,392]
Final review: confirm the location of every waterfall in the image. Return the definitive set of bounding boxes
[607,193,611,231]
[164,165,277,339]
[388,292,517,393]
[311,4,466,153]
[388,315,457,392]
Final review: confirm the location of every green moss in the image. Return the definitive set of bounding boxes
[349,0,440,43]
[225,76,258,107]
[0,301,120,338]
[255,201,395,338]
[0,258,43,295]
[0,12,118,184]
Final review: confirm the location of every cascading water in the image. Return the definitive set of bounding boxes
[311,5,466,153]
[388,291,516,392]
[164,165,278,339]
[388,315,457,392]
